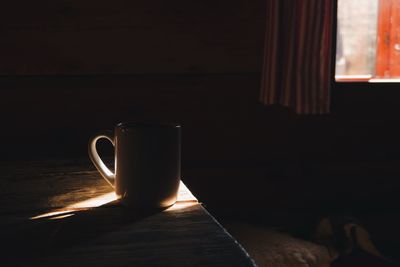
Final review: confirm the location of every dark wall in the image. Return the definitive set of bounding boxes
[1,0,400,216]
[0,0,264,75]
[0,0,266,161]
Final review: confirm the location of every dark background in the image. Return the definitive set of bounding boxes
[1,0,400,220]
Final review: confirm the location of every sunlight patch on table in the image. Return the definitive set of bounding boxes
[30,181,196,220]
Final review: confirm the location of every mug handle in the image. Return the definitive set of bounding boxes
[88,131,115,188]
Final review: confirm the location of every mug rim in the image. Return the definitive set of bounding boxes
[117,122,181,128]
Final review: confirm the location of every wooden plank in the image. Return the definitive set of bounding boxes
[0,159,113,216]
[0,159,195,220]
[0,0,264,30]
[0,74,260,162]
[389,0,400,77]
[376,0,400,78]
[0,25,262,75]
[375,0,391,78]
[0,0,265,75]
[35,205,255,267]
[0,159,256,267]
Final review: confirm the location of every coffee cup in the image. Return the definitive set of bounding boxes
[88,122,181,210]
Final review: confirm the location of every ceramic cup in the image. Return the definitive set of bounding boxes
[88,122,181,210]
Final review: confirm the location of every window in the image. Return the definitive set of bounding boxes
[335,0,400,82]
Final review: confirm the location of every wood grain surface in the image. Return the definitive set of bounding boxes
[0,159,257,267]
[0,0,265,75]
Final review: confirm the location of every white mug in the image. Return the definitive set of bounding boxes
[88,122,181,211]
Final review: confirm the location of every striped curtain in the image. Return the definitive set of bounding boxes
[260,0,336,114]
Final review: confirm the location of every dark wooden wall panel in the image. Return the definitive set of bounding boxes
[0,0,265,75]
[0,75,265,161]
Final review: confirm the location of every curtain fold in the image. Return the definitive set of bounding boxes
[260,0,335,114]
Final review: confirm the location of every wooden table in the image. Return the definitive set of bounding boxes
[0,159,257,267]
